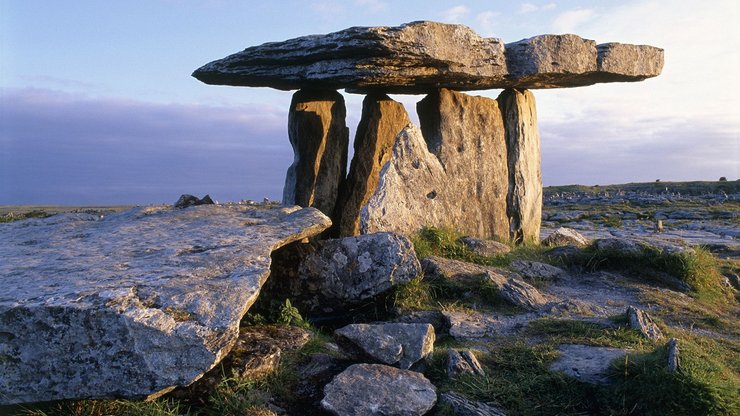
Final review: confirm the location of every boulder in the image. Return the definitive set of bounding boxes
[297,232,421,308]
[193,22,663,93]
[627,306,663,341]
[337,94,410,236]
[0,205,331,405]
[542,227,590,247]
[447,349,485,378]
[458,236,511,256]
[499,278,548,310]
[283,89,349,217]
[439,392,507,416]
[550,344,628,385]
[321,364,437,416]
[499,89,541,243]
[335,323,435,369]
[510,260,567,281]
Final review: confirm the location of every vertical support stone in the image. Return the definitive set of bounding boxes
[498,89,542,244]
[417,89,509,240]
[283,89,348,217]
[337,94,410,236]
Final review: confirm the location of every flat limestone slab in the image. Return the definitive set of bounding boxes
[0,205,330,405]
[193,21,663,93]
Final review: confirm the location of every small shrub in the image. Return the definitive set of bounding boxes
[276,299,310,329]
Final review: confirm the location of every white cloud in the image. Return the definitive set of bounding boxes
[551,8,595,33]
[441,5,470,23]
[542,3,557,11]
[475,11,501,36]
[519,3,539,14]
[353,0,388,13]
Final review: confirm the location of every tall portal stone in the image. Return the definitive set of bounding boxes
[338,94,410,236]
[498,89,542,243]
[283,89,349,217]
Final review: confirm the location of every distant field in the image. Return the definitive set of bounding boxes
[545,179,738,196]
[0,205,135,223]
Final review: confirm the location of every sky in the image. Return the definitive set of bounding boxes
[1,0,738,205]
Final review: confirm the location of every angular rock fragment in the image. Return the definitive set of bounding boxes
[439,391,507,416]
[443,311,500,339]
[499,278,548,310]
[335,323,435,369]
[510,260,567,281]
[458,236,512,256]
[338,94,410,236]
[283,89,349,217]
[627,306,663,341]
[321,364,437,416]
[193,22,663,93]
[542,227,590,247]
[447,349,485,378]
[666,337,680,373]
[422,255,503,286]
[499,89,542,243]
[0,205,331,405]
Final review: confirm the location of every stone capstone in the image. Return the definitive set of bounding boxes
[283,89,349,217]
[321,364,437,416]
[193,21,663,93]
[0,205,331,405]
[335,323,435,369]
[337,94,410,236]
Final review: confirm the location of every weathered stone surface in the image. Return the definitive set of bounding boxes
[283,89,349,217]
[338,94,410,236]
[0,205,331,405]
[542,227,590,247]
[298,232,421,305]
[392,310,448,334]
[447,349,485,378]
[443,311,500,339]
[667,337,680,373]
[174,193,215,208]
[335,323,435,369]
[593,237,643,255]
[550,344,627,385]
[499,89,542,243]
[439,392,507,416]
[499,278,548,310]
[510,260,567,281]
[423,256,501,286]
[193,22,663,93]
[321,364,437,416]
[459,236,511,256]
[627,306,663,341]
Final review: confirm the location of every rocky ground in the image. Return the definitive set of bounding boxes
[4,184,739,416]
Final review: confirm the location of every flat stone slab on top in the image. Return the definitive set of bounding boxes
[193,21,663,93]
[0,204,331,405]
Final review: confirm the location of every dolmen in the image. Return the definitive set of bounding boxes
[194,21,663,243]
[0,205,330,404]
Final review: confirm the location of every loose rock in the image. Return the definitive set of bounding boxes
[174,194,215,208]
[443,311,499,339]
[447,349,485,378]
[439,391,507,416]
[542,227,590,247]
[459,236,511,256]
[499,278,548,310]
[627,306,663,341]
[321,364,437,416]
[666,337,680,373]
[335,323,435,369]
[510,260,567,281]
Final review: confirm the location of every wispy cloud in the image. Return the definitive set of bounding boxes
[354,0,387,13]
[475,11,501,37]
[520,2,557,14]
[441,5,470,23]
[551,8,595,33]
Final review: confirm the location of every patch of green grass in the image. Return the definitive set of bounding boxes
[16,398,188,416]
[526,318,651,349]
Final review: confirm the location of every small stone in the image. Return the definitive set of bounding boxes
[447,349,485,378]
[510,260,566,281]
[321,364,437,416]
[627,306,663,341]
[443,311,499,339]
[666,338,680,373]
[439,391,506,416]
[423,256,501,286]
[542,227,590,247]
[335,323,435,370]
[499,278,548,310]
[459,236,511,256]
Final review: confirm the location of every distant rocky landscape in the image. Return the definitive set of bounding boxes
[2,21,737,416]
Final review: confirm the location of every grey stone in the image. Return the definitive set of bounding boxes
[447,349,485,378]
[458,236,511,256]
[0,205,331,405]
[283,89,349,218]
[593,238,643,255]
[299,232,421,304]
[193,22,662,93]
[422,256,507,287]
[321,364,437,416]
[627,306,663,341]
[443,311,499,339]
[542,227,590,247]
[510,260,567,281]
[666,337,680,373]
[499,278,548,311]
[499,89,541,243]
[337,94,410,236]
[174,194,215,208]
[335,323,435,369]
[550,344,628,385]
[439,392,506,416]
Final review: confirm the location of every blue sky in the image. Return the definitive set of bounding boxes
[1,0,738,205]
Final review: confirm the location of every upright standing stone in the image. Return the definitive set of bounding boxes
[498,89,542,243]
[338,94,410,236]
[283,89,349,217]
[417,89,510,239]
